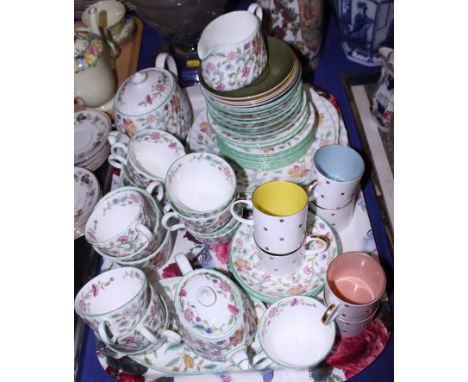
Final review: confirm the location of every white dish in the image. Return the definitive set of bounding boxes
[74,167,101,239]
[74,110,112,164]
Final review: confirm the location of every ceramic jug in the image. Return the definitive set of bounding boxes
[257,0,325,71]
[74,30,117,108]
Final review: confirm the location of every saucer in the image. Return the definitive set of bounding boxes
[128,277,267,375]
[187,86,348,195]
[74,167,100,239]
[74,110,111,164]
[229,211,340,304]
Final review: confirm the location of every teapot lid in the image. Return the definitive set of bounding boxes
[74,31,104,74]
[114,68,175,117]
[175,269,243,338]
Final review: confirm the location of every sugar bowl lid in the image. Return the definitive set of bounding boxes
[175,267,244,338]
[74,31,104,74]
[114,53,179,117]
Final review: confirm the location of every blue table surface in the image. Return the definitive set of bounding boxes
[76,3,394,381]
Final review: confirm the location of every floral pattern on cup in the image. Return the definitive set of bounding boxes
[201,32,267,91]
[165,153,237,217]
[75,268,148,340]
[229,211,339,303]
[86,193,151,257]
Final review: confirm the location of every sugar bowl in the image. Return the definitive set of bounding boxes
[114,53,193,140]
[172,253,257,370]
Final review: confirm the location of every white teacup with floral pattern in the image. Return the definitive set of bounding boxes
[74,267,150,344]
[165,153,237,217]
[173,253,257,370]
[108,129,186,188]
[253,296,335,369]
[85,188,155,258]
[98,284,182,353]
[198,3,267,91]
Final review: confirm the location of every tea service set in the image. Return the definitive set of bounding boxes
[75,3,388,375]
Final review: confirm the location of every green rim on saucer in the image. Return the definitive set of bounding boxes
[199,37,295,99]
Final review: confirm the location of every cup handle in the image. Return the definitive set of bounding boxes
[304,179,318,195]
[247,3,263,21]
[321,303,340,325]
[252,352,273,370]
[155,52,178,77]
[108,131,130,146]
[304,235,330,253]
[162,211,186,232]
[108,154,127,169]
[174,252,193,275]
[97,321,117,344]
[230,199,254,226]
[136,223,155,246]
[163,203,173,214]
[230,349,250,371]
[136,324,160,344]
[146,180,165,202]
[110,142,129,158]
[162,329,182,344]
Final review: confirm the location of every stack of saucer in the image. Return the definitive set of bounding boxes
[200,37,317,171]
[74,110,111,171]
[74,167,101,239]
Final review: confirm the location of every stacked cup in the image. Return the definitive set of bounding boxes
[84,187,177,272]
[107,129,186,201]
[74,266,182,355]
[231,180,329,278]
[308,144,365,231]
[161,152,242,245]
[321,252,386,337]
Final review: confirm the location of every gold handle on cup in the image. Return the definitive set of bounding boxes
[304,179,318,194]
[321,304,336,325]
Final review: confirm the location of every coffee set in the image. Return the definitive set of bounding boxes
[75,4,388,375]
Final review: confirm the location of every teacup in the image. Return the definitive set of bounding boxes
[97,285,182,353]
[324,293,379,338]
[82,0,126,41]
[185,214,241,246]
[308,144,365,210]
[309,196,355,231]
[74,267,149,343]
[198,3,267,91]
[231,180,310,255]
[161,198,242,234]
[165,153,237,216]
[253,296,335,369]
[321,252,386,324]
[173,253,257,370]
[255,235,329,278]
[84,188,155,258]
[108,129,186,188]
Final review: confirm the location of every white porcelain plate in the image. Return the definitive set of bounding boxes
[229,211,340,304]
[74,110,112,164]
[74,166,100,230]
[128,277,267,375]
[187,85,348,195]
